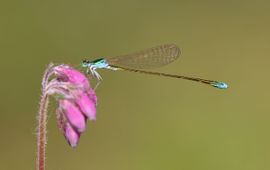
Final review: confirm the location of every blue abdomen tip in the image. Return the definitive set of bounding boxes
[211,81,228,89]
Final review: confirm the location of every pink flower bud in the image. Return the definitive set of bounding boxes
[54,65,90,89]
[59,100,86,133]
[76,92,97,121]
[64,123,80,148]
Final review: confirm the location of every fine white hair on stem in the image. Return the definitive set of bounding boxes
[41,63,54,91]
[37,63,54,170]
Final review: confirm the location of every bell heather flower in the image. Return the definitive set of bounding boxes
[37,63,97,170]
[47,64,97,147]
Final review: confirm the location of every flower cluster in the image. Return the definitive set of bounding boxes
[45,65,97,147]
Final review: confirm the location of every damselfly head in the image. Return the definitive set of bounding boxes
[82,59,90,68]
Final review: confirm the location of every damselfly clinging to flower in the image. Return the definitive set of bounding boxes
[82,44,228,89]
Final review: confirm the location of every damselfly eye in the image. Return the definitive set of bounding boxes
[82,60,89,67]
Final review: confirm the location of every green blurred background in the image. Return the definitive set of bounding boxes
[1,0,269,169]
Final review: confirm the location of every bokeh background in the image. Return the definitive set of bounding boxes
[1,0,269,169]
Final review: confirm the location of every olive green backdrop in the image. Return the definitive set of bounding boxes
[1,0,269,169]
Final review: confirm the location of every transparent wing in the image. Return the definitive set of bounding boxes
[106,44,181,69]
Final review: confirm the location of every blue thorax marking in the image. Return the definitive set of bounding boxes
[82,58,109,69]
[92,58,109,69]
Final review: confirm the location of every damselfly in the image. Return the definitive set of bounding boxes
[82,44,228,89]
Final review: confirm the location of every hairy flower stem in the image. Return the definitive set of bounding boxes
[36,63,54,170]
[37,94,49,170]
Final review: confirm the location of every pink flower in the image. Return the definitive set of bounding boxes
[59,100,86,133]
[76,92,97,120]
[54,65,90,89]
[45,65,97,147]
